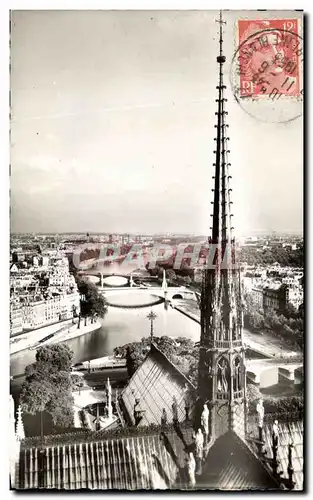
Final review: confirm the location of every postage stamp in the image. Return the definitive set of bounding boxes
[230,18,303,123]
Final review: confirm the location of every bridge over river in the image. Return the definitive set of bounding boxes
[100,285,193,301]
[99,287,301,363]
[246,358,303,387]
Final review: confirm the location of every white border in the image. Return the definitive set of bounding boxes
[2,1,310,498]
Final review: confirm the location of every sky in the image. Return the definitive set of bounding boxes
[10,10,303,236]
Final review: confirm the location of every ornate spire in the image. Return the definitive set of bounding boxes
[211,10,234,247]
[107,378,113,420]
[197,11,246,439]
[162,269,168,292]
[16,405,25,441]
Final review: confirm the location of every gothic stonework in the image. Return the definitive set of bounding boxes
[197,11,247,439]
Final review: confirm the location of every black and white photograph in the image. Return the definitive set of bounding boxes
[8,7,304,491]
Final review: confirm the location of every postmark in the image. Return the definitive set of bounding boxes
[230,19,303,123]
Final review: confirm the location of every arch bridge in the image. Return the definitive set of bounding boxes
[99,286,196,301]
[246,359,303,388]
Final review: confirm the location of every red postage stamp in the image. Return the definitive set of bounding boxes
[237,19,302,98]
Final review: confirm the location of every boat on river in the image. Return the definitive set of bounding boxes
[72,355,126,371]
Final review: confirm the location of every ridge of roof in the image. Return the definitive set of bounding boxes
[149,343,196,391]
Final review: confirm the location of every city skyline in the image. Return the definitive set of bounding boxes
[10,10,303,235]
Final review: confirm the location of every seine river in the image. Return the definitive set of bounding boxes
[10,302,200,378]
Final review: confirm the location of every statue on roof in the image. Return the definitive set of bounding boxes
[233,357,242,393]
[161,408,167,427]
[194,428,204,475]
[195,428,204,460]
[201,404,210,441]
[256,399,265,429]
[272,420,279,477]
[272,419,279,446]
[185,398,190,421]
[172,396,178,424]
[134,398,145,426]
[106,378,113,420]
[186,452,196,488]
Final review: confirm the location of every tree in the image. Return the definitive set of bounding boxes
[165,269,176,283]
[20,345,75,442]
[246,310,264,330]
[71,374,84,394]
[114,335,199,384]
[76,278,108,323]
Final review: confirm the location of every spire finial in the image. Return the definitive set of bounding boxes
[16,405,25,441]
[216,10,226,63]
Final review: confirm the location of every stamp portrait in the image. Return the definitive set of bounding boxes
[230,17,303,123]
[237,19,302,99]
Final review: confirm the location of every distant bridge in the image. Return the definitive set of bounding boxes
[246,359,303,387]
[100,286,196,301]
[99,285,302,367]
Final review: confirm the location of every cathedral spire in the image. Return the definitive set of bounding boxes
[197,11,246,440]
[211,10,232,246]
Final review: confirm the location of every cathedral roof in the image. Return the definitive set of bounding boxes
[120,344,196,427]
[17,417,303,491]
[247,418,304,491]
[198,430,280,490]
[18,425,195,490]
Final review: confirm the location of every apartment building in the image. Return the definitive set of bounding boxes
[21,292,80,330]
[10,304,23,336]
[263,283,289,311]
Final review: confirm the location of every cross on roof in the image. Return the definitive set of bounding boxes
[147,310,157,344]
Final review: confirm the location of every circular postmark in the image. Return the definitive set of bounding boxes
[230,20,303,123]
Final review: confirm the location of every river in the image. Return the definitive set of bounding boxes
[10,302,200,378]
[10,295,300,380]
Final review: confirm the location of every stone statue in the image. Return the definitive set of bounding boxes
[172,397,178,424]
[272,419,279,446]
[134,398,145,426]
[207,357,213,378]
[185,399,190,421]
[256,399,264,428]
[234,358,241,392]
[161,408,167,426]
[107,378,113,420]
[195,428,204,461]
[186,452,196,487]
[217,359,228,393]
[201,404,210,437]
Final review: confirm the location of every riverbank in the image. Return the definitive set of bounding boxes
[10,319,101,355]
[43,320,101,346]
[173,299,200,323]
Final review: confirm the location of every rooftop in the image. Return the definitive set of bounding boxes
[17,414,303,491]
[120,344,196,427]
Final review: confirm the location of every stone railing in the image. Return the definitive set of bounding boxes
[214,339,243,349]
